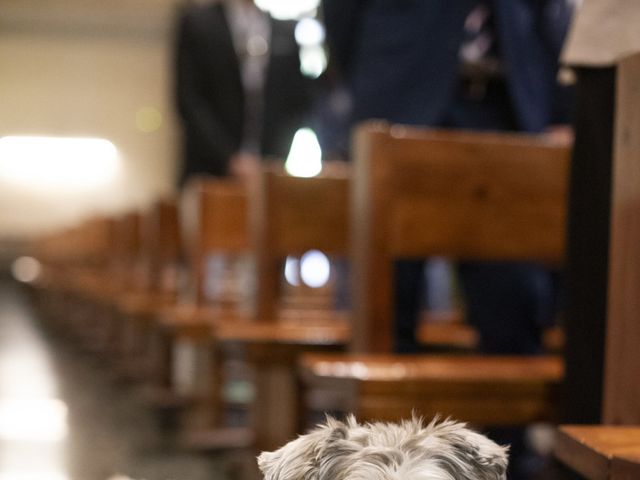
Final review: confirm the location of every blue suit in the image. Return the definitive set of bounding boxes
[323,0,571,132]
[323,0,572,356]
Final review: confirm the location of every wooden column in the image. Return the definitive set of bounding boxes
[351,126,395,352]
[604,53,640,424]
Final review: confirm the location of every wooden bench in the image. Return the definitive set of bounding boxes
[213,166,351,450]
[552,54,640,480]
[33,216,115,344]
[148,178,256,446]
[300,121,571,427]
[301,353,563,425]
[113,199,182,380]
[99,211,142,354]
[554,426,640,480]
[417,311,565,352]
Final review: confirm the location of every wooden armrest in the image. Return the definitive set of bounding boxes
[300,353,563,382]
[417,322,479,349]
[299,354,564,425]
[157,304,248,339]
[215,317,350,345]
[117,291,175,317]
[554,425,640,480]
[417,313,564,352]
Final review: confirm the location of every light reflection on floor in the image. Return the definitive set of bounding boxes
[0,287,69,480]
[0,279,258,480]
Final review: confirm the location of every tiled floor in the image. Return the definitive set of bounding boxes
[0,278,258,480]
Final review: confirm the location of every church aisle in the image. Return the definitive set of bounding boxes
[0,277,256,480]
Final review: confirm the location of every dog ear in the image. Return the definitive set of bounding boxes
[416,419,509,480]
[314,417,360,480]
[258,417,356,480]
[440,429,509,480]
[460,429,509,480]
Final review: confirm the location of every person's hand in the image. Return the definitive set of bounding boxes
[544,125,574,146]
[229,152,260,182]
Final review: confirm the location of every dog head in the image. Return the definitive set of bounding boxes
[258,416,508,480]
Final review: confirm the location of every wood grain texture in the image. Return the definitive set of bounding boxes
[612,455,640,480]
[215,316,349,345]
[300,353,563,426]
[253,167,350,323]
[181,178,249,305]
[554,425,640,480]
[351,122,571,352]
[604,53,640,425]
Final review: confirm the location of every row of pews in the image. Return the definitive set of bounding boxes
[23,120,638,477]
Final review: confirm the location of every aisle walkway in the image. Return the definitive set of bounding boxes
[0,278,255,480]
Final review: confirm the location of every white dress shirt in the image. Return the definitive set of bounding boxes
[225,0,271,153]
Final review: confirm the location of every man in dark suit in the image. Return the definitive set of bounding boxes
[174,0,313,185]
[323,0,571,132]
[323,3,573,477]
[322,0,573,355]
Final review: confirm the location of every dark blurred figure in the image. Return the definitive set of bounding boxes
[322,2,573,478]
[322,0,573,355]
[174,0,314,185]
[311,65,353,162]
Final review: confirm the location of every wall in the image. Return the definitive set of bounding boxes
[0,0,183,239]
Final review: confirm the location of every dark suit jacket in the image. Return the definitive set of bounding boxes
[174,2,313,184]
[322,0,572,132]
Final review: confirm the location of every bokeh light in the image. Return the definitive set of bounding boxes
[0,136,120,189]
[135,107,163,133]
[11,257,41,284]
[285,128,322,178]
[284,256,301,287]
[255,0,320,20]
[300,250,331,288]
[295,18,325,46]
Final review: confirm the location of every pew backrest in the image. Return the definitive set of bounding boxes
[181,177,250,306]
[351,121,571,352]
[253,166,350,322]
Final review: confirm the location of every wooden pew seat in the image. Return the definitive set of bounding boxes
[191,168,352,451]
[117,291,176,319]
[215,316,350,346]
[298,123,571,433]
[554,425,640,480]
[300,353,564,426]
[216,317,349,450]
[417,313,565,352]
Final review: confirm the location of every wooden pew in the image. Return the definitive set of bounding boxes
[554,426,640,480]
[103,211,143,352]
[554,54,640,480]
[213,166,350,450]
[114,199,181,379]
[62,210,144,359]
[300,121,570,427]
[37,216,115,343]
[417,312,565,352]
[28,225,76,330]
[301,354,563,425]
[149,178,257,446]
[70,216,119,350]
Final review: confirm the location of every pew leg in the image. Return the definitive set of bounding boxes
[179,340,255,451]
[246,343,343,452]
[252,356,301,451]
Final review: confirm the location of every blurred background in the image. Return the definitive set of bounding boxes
[0,2,326,479]
[3,2,629,480]
[0,0,326,267]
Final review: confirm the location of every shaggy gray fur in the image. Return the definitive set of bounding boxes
[258,416,508,480]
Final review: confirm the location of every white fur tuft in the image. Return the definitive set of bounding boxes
[258,416,508,480]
